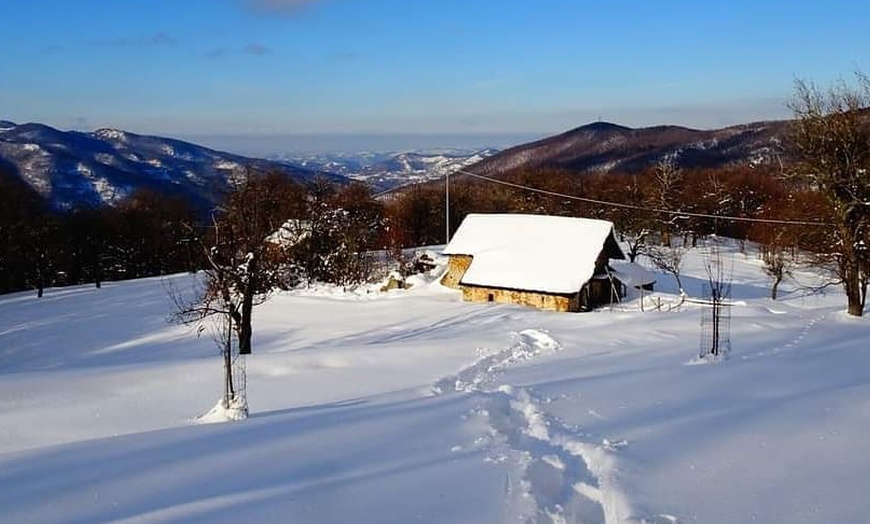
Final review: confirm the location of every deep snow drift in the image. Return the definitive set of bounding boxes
[0,243,868,524]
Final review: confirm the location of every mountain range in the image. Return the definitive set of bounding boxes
[0,121,343,210]
[2,116,800,211]
[468,120,791,177]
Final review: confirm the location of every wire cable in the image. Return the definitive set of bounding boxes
[449,168,834,227]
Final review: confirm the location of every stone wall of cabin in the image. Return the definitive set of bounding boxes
[440,253,625,313]
[440,255,473,289]
[461,285,580,312]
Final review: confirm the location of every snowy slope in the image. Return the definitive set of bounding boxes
[1,244,869,523]
[0,122,342,210]
[276,148,499,191]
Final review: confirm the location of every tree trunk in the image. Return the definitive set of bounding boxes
[225,310,235,405]
[841,236,865,316]
[771,275,782,300]
[843,263,864,316]
[93,250,102,289]
[239,297,253,355]
[862,281,868,312]
[238,270,256,356]
[845,277,864,316]
[36,251,45,298]
[711,291,720,356]
[627,240,640,263]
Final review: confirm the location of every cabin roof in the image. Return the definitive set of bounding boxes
[443,213,625,294]
[610,261,658,288]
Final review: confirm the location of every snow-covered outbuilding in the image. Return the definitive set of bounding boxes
[610,260,657,292]
[441,213,633,312]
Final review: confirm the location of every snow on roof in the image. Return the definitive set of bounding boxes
[265,219,311,247]
[610,261,657,288]
[443,213,623,294]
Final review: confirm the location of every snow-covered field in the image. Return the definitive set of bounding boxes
[1,244,869,523]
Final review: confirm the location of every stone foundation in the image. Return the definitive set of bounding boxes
[461,285,580,312]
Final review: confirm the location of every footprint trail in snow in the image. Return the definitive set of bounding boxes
[434,329,642,524]
[432,329,561,395]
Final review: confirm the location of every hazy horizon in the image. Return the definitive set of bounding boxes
[175,131,547,156]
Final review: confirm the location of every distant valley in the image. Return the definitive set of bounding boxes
[272,148,499,192]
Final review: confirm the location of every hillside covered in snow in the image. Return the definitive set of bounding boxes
[0,121,343,210]
[1,243,868,523]
[276,148,499,191]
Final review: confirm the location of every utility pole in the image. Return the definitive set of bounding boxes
[445,171,450,244]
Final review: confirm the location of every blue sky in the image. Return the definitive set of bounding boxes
[1,0,868,152]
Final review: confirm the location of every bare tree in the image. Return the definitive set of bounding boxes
[651,157,685,246]
[296,182,386,287]
[700,241,732,359]
[761,239,793,300]
[788,72,870,316]
[646,241,688,295]
[621,228,650,263]
[172,170,306,416]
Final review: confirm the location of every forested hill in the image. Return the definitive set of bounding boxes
[0,121,345,210]
[468,119,791,176]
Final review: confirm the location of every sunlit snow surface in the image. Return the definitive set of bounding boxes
[0,243,869,523]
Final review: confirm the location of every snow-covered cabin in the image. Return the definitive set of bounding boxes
[441,214,631,312]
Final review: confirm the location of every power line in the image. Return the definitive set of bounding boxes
[451,168,834,228]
